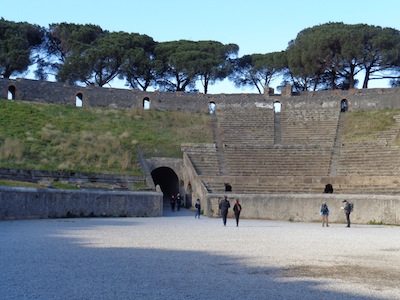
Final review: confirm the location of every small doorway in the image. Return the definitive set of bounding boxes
[340,99,348,112]
[208,102,216,114]
[273,101,281,113]
[8,86,16,100]
[76,93,83,107]
[143,97,150,110]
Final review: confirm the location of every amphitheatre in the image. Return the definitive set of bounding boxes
[1,78,400,225]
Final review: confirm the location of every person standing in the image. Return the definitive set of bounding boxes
[320,202,329,227]
[176,193,182,211]
[194,199,201,219]
[219,196,230,226]
[170,194,176,212]
[233,199,242,227]
[342,200,353,227]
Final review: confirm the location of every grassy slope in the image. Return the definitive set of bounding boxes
[1,98,399,177]
[0,99,213,175]
[342,109,400,144]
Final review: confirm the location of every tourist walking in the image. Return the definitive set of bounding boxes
[195,199,201,218]
[320,202,329,227]
[219,196,230,226]
[342,199,353,227]
[233,199,242,227]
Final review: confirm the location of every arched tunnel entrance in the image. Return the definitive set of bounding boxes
[151,167,180,206]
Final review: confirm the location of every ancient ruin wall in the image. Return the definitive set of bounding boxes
[2,78,400,112]
[0,186,163,220]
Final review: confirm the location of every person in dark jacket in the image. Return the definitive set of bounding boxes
[233,199,242,227]
[195,199,201,219]
[170,194,176,211]
[176,193,182,211]
[342,200,352,227]
[219,196,230,226]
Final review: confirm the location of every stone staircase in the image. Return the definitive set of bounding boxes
[181,144,220,176]
[328,111,346,176]
[211,113,228,175]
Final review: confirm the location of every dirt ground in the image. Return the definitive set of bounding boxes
[1,209,400,299]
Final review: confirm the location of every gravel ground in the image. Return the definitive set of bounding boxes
[1,208,400,300]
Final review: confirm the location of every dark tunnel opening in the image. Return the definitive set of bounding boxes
[151,167,180,203]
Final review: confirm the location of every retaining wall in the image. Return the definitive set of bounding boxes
[0,187,163,220]
[207,193,400,225]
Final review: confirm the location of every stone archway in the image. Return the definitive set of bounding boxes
[143,97,150,110]
[151,166,179,206]
[208,101,216,114]
[8,85,16,100]
[341,99,348,112]
[76,93,83,107]
[273,101,281,113]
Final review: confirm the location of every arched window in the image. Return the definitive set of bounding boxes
[76,93,83,107]
[340,99,348,112]
[208,102,216,114]
[273,101,281,113]
[143,97,150,110]
[8,86,16,100]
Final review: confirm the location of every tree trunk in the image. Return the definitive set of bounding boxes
[363,67,371,88]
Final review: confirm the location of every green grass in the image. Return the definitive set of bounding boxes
[51,181,80,190]
[342,109,400,144]
[0,179,45,188]
[0,99,213,175]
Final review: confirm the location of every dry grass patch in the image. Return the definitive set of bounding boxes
[343,109,400,142]
[0,138,24,160]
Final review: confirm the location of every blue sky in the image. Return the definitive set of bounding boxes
[2,0,399,93]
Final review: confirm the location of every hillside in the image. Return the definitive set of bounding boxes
[0,99,213,175]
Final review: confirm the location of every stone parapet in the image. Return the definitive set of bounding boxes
[0,187,163,220]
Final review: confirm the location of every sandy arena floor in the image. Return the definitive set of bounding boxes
[1,208,400,300]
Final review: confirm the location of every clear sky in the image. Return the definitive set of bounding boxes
[2,0,399,93]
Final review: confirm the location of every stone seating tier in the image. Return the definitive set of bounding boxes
[224,145,331,177]
[182,106,400,196]
[217,108,275,145]
[202,176,400,195]
[337,145,400,176]
[280,109,340,146]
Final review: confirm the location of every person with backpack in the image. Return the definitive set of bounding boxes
[342,199,353,227]
[320,202,330,227]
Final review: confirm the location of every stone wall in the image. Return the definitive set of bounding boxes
[0,187,163,220]
[207,193,400,225]
[2,78,400,112]
[0,168,146,189]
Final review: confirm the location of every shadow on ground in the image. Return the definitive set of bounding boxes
[0,216,388,300]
